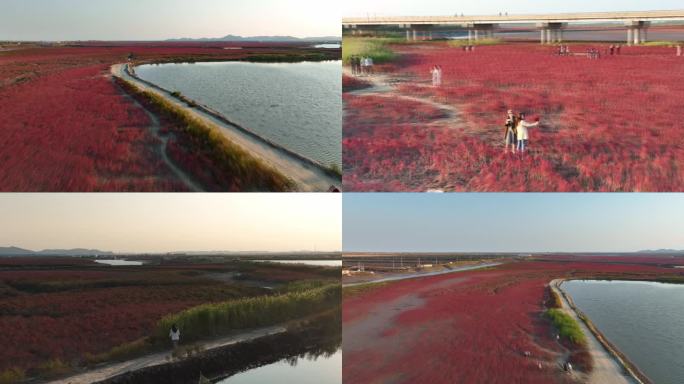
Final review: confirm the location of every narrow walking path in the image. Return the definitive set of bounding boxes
[343,68,463,127]
[550,279,640,384]
[112,63,341,192]
[111,77,203,192]
[48,325,286,384]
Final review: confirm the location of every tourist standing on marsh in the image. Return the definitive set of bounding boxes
[170,324,180,349]
[431,65,442,87]
[515,113,540,154]
[503,110,518,153]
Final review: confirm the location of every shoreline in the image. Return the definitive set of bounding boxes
[550,279,650,384]
[112,62,341,192]
[128,62,339,174]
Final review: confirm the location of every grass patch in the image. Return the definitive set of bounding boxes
[343,282,389,298]
[448,38,503,47]
[545,308,586,345]
[642,41,682,46]
[152,284,340,344]
[84,338,152,366]
[36,359,71,378]
[0,368,25,384]
[343,38,397,64]
[116,77,295,191]
[548,288,563,309]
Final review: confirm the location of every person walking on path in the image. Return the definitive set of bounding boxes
[503,110,518,153]
[516,113,540,154]
[169,324,180,349]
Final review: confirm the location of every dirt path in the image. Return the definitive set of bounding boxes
[48,325,286,384]
[550,279,640,384]
[342,262,500,287]
[344,68,464,127]
[111,77,203,192]
[112,64,341,192]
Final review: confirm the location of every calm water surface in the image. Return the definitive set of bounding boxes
[563,280,684,384]
[136,61,341,168]
[217,349,341,384]
[94,259,143,266]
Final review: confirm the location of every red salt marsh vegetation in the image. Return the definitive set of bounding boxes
[343,41,684,191]
[0,43,337,191]
[342,255,683,384]
[0,256,340,381]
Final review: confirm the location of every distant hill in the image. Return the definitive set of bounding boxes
[166,34,341,43]
[0,246,34,256]
[0,246,114,256]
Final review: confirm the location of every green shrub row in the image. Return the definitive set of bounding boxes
[152,284,341,344]
[545,308,586,345]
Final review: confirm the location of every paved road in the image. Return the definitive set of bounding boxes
[49,325,286,384]
[112,64,341,192]
[343,262,500,287]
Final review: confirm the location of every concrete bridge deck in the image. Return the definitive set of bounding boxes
[343,10,684,45]
[343,10,684,26]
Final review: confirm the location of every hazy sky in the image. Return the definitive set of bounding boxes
[0,194,341,253]
[0,0,340,41]
[343,0,684,17]
[343,194,684,253]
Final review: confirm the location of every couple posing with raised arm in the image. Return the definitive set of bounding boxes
[504,109,540,154]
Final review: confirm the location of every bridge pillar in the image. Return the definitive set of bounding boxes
[468,29,473,42]
[540,29,546,44]
[627,27,633,46]
[546,29,552,44]
[634,27,640,45]
[413,29,418,41]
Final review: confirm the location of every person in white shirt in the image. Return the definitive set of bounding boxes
[516,113,540,153]
[367,57,374,76]
[431,65,442,87]
[169,324,180,349]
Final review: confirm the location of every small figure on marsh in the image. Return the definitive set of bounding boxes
[516,113,540,154]
[503,109,518,153]
[430,65,442,87]
[616,45,621,55]
[170,324,180,349]
[350,56,360,76]
[677,45,682,57]
[609,45,615,55]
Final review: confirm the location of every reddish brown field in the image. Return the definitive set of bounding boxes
[0,257,335,374]
[343,256,683,384]
[0,43,330,191]
[343,42,684,192]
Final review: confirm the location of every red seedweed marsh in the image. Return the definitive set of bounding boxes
[342,256,683,383]
[343,42,684,191]
[0,43,337,191]
[0,257,340,377]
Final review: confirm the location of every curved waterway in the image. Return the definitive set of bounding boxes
[563,280,684,384]
[135,61,342,168]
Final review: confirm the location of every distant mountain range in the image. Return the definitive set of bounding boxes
[166,34,341,43]
[0,246,114,257]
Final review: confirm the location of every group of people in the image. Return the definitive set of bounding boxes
[430,65,443,87]
[503,109,541,154]
[350,55,375,76]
